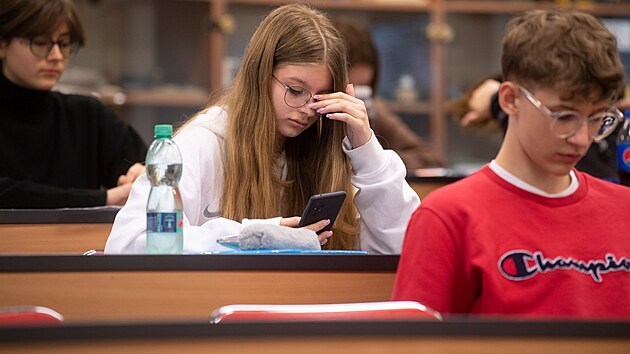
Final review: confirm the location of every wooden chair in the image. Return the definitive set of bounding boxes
[0,306,64,326]
[83,249,104,256]
[210,301,442,323]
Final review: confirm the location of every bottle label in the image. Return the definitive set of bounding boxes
[147,212,183,233]
[617,143,630,172]
[147,212,183,254]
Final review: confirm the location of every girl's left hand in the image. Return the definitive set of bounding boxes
[310,84,371,148]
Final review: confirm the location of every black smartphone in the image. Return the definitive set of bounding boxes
[297,191,346,232]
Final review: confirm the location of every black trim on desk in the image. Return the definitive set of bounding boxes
[0,254,399,272]
[0,320,629,342]
[0,207,119,224]
[405,175,463,184]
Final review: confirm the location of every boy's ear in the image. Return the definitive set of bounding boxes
[498,81,519,116]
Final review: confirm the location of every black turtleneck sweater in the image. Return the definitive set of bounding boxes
[0,74,147,208]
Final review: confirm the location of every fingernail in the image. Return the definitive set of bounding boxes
[317,108,324,113]
[313,94,321,99]
[325,219,331,225]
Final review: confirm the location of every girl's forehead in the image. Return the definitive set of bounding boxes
[275,64,332,91]
[29,23,69,39]
[51,24,70,36]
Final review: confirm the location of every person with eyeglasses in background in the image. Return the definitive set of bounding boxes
[105,4,419,254]
[0,0,147,208]
[393,8,630,318]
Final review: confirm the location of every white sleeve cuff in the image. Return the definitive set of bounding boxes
[342,131,389,177]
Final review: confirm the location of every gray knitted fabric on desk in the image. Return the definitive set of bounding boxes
[238,224,321,250]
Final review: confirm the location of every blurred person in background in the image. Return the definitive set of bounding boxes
[0,0,147,208]
[334,17,443,170]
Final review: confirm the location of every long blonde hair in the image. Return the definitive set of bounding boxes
[215,4,360,249]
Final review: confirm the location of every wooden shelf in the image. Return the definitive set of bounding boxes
[384,100,431,115]
[100,90,430,115]
[444,1,630,15]
[227,0,431,12]
[99,87,210,108]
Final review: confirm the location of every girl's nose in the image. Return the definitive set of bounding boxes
[47,43,64,60]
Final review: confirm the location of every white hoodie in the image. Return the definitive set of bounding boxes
[105,106,420,254]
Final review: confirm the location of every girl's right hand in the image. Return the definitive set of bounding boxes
[280,217,333,245]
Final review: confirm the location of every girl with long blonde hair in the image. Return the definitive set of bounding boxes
[106,4,420,254]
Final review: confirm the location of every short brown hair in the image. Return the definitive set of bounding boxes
[0,0,86,46]
[501,8,625,102]
[333,17,380,92]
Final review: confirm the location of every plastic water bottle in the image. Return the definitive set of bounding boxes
[146,124,183,254]
[617,109,630,187]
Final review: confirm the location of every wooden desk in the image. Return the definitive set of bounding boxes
[406,175,462,198]
[0,208,118,254]
[0,174,455,253]
[0,254,398,323]
[1,320,629,353]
